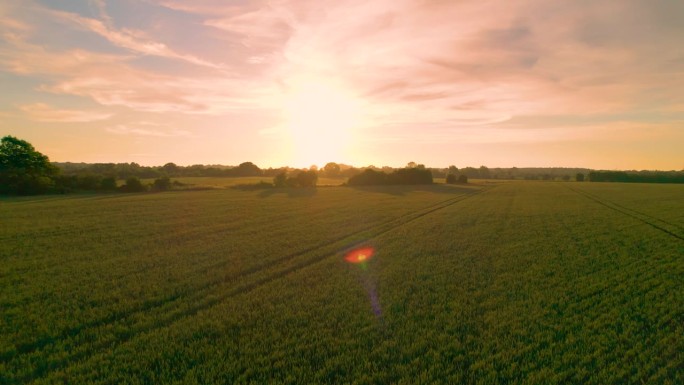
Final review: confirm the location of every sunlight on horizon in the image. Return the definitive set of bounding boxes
[279,76,369,167]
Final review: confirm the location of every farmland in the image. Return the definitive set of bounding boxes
[1,182,682,384]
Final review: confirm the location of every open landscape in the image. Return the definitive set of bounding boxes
[2,181,682,384]
[2,1,684,383]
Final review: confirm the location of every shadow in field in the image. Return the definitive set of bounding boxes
[348,183,480,196]
[257,187,318,198]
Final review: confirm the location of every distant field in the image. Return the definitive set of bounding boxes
[1,182,682,384]
[138,176,349,188]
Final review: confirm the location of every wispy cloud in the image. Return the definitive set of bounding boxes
[50,9,225,70]
[0,34,262,114]
[106,122,194,137]
[0,15,31,33]
[19,103,112,122]
[157,1,235,15]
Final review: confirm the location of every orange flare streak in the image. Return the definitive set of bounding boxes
[345,247,375,264]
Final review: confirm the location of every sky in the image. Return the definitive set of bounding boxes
[1,0,683,170]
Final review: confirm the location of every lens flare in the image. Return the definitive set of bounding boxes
[345,247,375,264]
[344,246,383,321]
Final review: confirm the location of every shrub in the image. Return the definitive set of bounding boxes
[273,170,318,188]
[348,167,433,186]
[347,169,388,186]
[101,177,118,191]
[120,177,146,193]
[152,176,171,191]
[388,167,432,185]
[294,170,318,187]
[77,174,102,190]
[273,172,287,187]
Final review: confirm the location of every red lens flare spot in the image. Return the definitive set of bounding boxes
[345,247,375,264]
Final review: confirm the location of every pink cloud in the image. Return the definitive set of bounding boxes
[157,0,242,15]
[19,103,112,122]
[0,33,268,114]
[50,9,225,69]
[106,122,194,137]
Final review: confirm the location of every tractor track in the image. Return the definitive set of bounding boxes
[566,186,684,242]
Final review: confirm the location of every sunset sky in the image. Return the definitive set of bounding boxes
[1,0,683,169]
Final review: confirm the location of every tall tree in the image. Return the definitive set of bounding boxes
[323,162,341,177]
[234,161,262,176]
[0,136,58,194]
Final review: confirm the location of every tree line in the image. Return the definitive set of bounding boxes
[56,160,267,179]
[3,135,683,195]
[54,161,595,182]
[588,171,684,183]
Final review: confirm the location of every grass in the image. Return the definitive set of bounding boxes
[1,182,682,384]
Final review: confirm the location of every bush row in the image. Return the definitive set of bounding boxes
[347,167,433,186]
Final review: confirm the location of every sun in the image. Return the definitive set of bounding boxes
[280,76,366,167]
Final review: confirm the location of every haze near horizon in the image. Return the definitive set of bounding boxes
[1,0,683,170]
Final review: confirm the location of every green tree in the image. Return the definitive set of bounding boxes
[479,165,491,179]
[323,162,341,177]
[576,173,585,182]
[273,172,287,187]
[162,162,179,175]
[294,170,318,187]
[0,136,58,195]
[234,162,261,176]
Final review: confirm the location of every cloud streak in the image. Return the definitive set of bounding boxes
[19,103,112,122]
[51,9,226,70]
[106,122,194,138]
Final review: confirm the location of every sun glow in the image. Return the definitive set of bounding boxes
[280,76,367,167]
